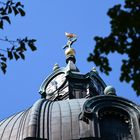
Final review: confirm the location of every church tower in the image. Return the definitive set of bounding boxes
[0,33,140,140]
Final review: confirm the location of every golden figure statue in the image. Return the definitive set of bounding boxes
[63,32,77,57]
[63,32,77,49]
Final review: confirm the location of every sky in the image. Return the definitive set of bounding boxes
[0,0,140,120]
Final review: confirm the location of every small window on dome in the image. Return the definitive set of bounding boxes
[98,107,133,140]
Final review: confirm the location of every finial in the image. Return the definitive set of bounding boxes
[92,67,98,74]
[104,85,116,95]
[63,32,77,64]
[63,32,77,57]
[53,63,60,71]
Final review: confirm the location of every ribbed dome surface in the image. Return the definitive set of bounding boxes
[0,98,90,140]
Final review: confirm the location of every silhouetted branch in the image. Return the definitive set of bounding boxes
[0,0,37,74]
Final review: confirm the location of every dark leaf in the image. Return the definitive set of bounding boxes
[0,53,4,57]
[13,52,20,60]
[0,8,4,11]
[19,52,25,60]
[20,42,25,49]
[1,62,7,74]
[18,8,25,16]
[8,6,12,14]
[1,57,7,62]
[0,9,6,15]
[11,46,15,50]
[15,2,21,7]
[16,47,21,51]
[2,16,11,24]
[12,6,19,15]
[31,39,36,42]
[0,20,3,29]
[6,0,11,5]
[1,67,6,74]
[24,37,28,42]
[19,42,27,51]
[28,43,37,51]
[7,51,13,60]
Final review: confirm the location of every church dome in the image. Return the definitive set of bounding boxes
[0,98,86,140]
[1,33,140,140]
[1,96,140,140]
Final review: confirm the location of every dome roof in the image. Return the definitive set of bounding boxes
[1,96,140,140]
[0,98,88,140]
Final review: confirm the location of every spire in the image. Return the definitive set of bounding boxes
[63,32,79,72]
[63,32,77,63]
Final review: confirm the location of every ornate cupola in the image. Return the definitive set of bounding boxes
[39,33,106,100]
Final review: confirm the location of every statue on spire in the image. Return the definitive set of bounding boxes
[63,32,77,49]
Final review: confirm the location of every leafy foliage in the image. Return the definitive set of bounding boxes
[88,0,140,95]
[0,0,37,74]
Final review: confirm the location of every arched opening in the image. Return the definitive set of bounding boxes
[98,107,133,140]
